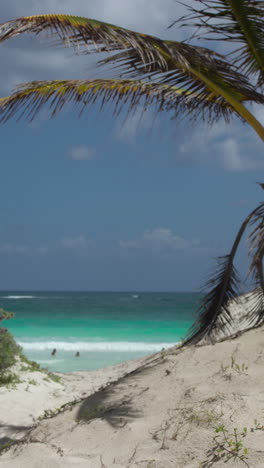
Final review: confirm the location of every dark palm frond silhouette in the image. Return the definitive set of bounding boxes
[184,199,264,345]
[0,3,264,345]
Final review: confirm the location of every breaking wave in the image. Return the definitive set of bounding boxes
[3,295,36,299]
[18,341,175,352]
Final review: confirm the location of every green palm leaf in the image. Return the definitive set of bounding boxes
[0,78,239,123]
[176,0,264,85]
[0,14,264,136]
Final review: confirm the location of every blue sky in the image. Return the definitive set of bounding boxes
[0,0,264,291]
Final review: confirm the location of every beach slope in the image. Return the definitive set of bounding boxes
[1,323,264,467]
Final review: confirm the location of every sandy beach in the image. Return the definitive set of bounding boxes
[1,296,264,467]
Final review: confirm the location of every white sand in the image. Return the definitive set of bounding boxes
[1,294,264,467]
[0,356,144,443]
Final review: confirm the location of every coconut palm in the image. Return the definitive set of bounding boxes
[0,1,264,345]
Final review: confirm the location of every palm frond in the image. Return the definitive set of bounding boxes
[0,78,251,125]
[1,14,264,138]
[183,255,241,346]
[0,14,170,72]
[183,205,261,346]
[247,201,264,325]
[175,0,264,86]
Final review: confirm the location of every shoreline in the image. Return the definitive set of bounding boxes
[0,352,151,444]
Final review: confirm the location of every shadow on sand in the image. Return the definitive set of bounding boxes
[76,359,160,428]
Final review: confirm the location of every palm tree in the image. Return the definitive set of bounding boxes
[0,1,264,345]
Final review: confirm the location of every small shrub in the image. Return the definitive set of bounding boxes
[47,372,61,384]
[28,379,37,385]
[20,354,41,372]
[201,425,249,467]
[251,419,264,432]
[0,328,22,371]
[0,372,22,387]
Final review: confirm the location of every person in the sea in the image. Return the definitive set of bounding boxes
[51,348,57,356]
[75,351,80,357]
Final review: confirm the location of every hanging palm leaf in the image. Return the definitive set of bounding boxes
[0,77,253,124]
[174,0,264,85]
[183,203,263,345]
[0,14,264,138]
[247,201,264,325]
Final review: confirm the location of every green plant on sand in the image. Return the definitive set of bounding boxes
[0,308,23,387]
[0,309,22,373]
[0,2,264,344]
[0,310,61,387]
[201,425,249,467]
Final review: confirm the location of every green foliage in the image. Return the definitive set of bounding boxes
[187,409,223,427]
[28,378,37,385]
[48,372,61,383]
[0,308,14,323]
[0,372,22,387]
[231,357,248,374]
[201,425,249,467]
[20,354,41,372]
[221,357,249,378]
[251,419,264,432]
[19,354,61,383]
[0,309,23,373]
[0,328,22,372]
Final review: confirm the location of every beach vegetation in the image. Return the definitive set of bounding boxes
[0,311,61,388]
[28,378,38,385]
[48,372,62,384]
[201,425,249,467]
[0,310,22,372]
[0,372,22,388]
[220,357,249,377]
[0,308,14,323]
[19,354,42,372]
[251,419,264,432]
[19,354,62,383]
[187,409,223,427]
[0,3,264,344]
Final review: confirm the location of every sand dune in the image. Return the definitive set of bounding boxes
[1,294,264,467]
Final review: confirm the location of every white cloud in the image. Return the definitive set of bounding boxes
[120,228,200,253]
[0,243,48,255]
[61,235,91,249]
[2,1,181,37]
[178,118,264,172]
[68,145,97,161]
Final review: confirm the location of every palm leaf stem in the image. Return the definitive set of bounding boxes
[193,68,264,141]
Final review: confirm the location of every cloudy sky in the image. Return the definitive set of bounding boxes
[0,0,263,291]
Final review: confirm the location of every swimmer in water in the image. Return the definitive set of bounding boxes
[75,351,80,357]
[51,348,56,356]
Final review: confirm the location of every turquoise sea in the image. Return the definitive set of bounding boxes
[0,292,200,373]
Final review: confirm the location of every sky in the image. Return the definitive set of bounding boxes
[0,0,264,292]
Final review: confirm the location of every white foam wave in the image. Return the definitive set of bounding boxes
[3,295,36,299]
[37,359,64,364]
[18,341,175,352]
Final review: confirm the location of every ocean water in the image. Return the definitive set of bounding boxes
[0,292,200,373]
